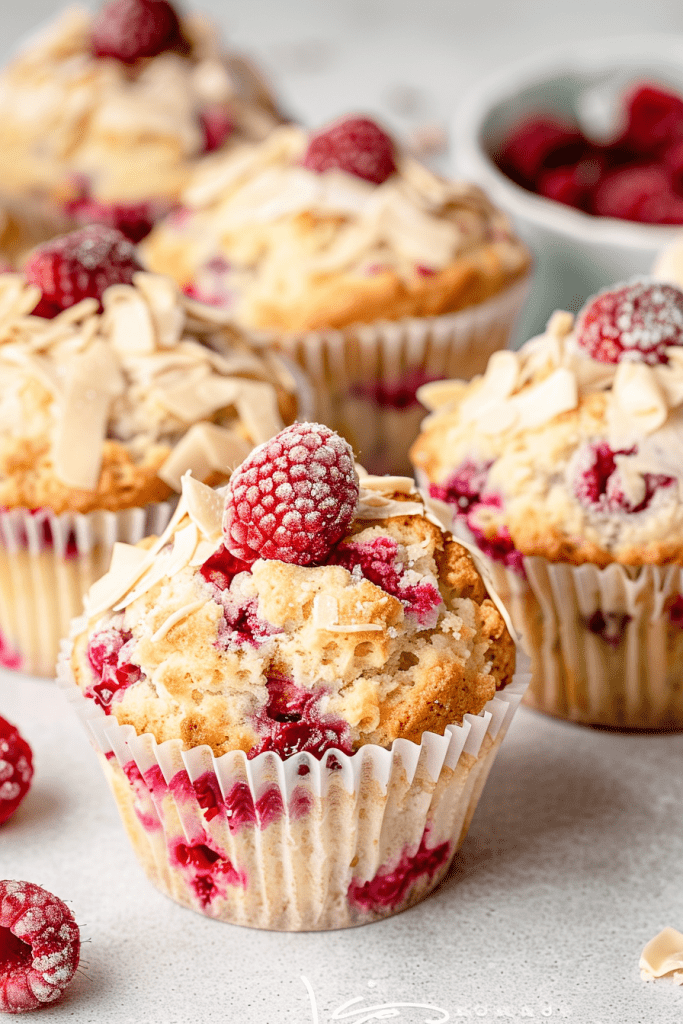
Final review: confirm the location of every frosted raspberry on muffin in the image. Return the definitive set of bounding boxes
[0,0,286,242]
[71,427,513,753]
[63,425,519,928]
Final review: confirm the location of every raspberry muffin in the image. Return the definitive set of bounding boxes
[59,423,526,930]
[412,279,683,729]
[142,116,531,473]
[0,0,285,244]
[0,227,302,677]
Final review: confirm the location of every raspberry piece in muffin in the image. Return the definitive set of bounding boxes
[575,279,683,365]
[24,226,142,318]
[302,116,397,185]
[0,880,80,1013]
[0,717,33,825]
[91,0,186,64]
[572,441,675,515]
[223,422,359,566]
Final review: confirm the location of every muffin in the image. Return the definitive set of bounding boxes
[58,423,526,930]
[0,231,303,676]
[142,116,532,473]
[0,0,285,244]
[411,278,683,729]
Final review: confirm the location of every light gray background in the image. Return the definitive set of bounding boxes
[3,2,683,1022]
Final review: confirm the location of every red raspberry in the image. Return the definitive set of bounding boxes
[622,84,683,155]
[65,192,166,243]
[0,718,32,825]
[592,164,674,221]
[498,116,585,188]
[223,423,359,566]
[25,226,142,318]
[199,106,234,153]
[91,0,185,64]
[0,880,80,1013]
[302,116,397,185]
[573,441,675,513]
[575,280,683,365]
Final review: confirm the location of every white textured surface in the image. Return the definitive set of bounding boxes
[3,671,683,1023]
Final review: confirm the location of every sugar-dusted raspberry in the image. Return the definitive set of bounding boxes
[498,116,585,188]
[25,226,142,318]
[0,880,80,1013]
[302,116,397,185]
[0,718,32,825]
[429,459,493,514]
[622,84,683,155]
[199,106,234,153]
[572,441,675,514]
[223,423,359,566]
[575,280,683,365]
[91,0,186,64]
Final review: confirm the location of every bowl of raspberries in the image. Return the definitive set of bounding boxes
[452,35,683,341]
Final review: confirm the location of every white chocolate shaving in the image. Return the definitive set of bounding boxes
[609,361,668,438]
[323,622,385,633]
[235,381,283,445]
[312,593,339,629]
[102,286,156,356]
[150,599,206,643]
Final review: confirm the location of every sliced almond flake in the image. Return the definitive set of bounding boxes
[0,277,41,327]
[154,369,241,422]
[103,285,156,356]
[640,928,683,979]
[52,339,125,489]
[0,348,62,396]
[182,472,226,540]
[53,297,100,326]
[312,593,338,629]
[158,422,251,491]
[356,498,427,520]
[85,497,189,619]
[190,537,222,566]
[323,622,384,633]
[235,380,283,444]
[84,543,151,618]
[610,361,668,437]
[417,378,469,412]
[151,600,206,643]
[360,476,417,494]
[114,521,198,611]
[131,272,184,347]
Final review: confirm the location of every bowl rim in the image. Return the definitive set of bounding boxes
[452,32,683,250]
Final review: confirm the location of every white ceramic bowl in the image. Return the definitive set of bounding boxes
[451,35,683,345]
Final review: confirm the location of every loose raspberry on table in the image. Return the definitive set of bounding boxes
[302,116,397,185]
[572,441,675,514]
[24,226,142,318]
[0,880,80,1013]
[91,0,186,64]
[0,718,32,826]
[575,280,683,365]
[223,423,359,566]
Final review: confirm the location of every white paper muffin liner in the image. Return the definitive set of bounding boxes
[57,629,529,931]
[414,478,683,731]
[253,274,531,476]
[0,502,174,678]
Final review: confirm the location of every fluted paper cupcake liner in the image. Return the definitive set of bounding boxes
[426,496,683,730]
[57,631,529,931]
[0,502,174,678]
[253,274,531,476]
